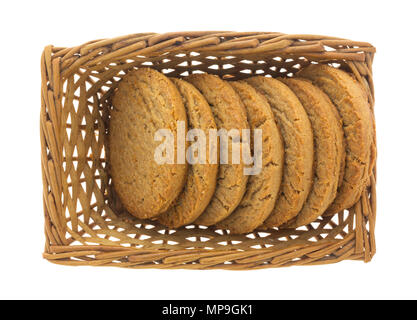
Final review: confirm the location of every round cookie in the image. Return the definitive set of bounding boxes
[298,64,373,214]
[244,77,314,228]
[358,79,377,177]
[157,79,218,228]
[186,74,249,226]
[109,68,188,219]
[279,78,345,228]
[216,81,284,234]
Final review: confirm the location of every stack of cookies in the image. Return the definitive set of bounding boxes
[109,65,375,234]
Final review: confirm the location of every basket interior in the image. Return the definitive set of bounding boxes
[48,37,374,254]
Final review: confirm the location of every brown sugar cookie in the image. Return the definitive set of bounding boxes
[279,78,345,228]
[157,79,218,228]
[216,81,284,234]
[186,74,250,226]
[358,79,377,178]
[109,68,188,219]
[245,76,314,228]
[298,64,373,214]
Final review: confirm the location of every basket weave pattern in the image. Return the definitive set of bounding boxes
[40,32,376,269]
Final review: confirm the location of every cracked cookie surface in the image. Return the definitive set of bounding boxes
[216,81,284,234]
[157,79,218,228]
[299,64,373,214]
[279,78,345,228]
[186,74,249,226]
[245,77,314,228]
[109,68,188,219]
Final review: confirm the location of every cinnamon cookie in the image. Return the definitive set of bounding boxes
[109,68,188,219]
[279,78,345,228]
[158,79,218,228]
[186,74,249,226]
[245,77,314,228]
[298,64,373,214]
[216,81,284,234]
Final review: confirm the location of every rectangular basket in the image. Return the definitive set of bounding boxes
[40,31,376,269]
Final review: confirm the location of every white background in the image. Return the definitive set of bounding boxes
[1,0,416,300]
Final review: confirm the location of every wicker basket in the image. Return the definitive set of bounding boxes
[40,31,376,269]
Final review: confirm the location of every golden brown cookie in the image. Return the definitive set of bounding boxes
[109,68,188,219]
[186,74,249,226]
[279,78,345,228]
[358,79,377,178]
[298,64,373,214]
[157,79,218,228]
[216,81,284,234]
[245,77,314,228]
